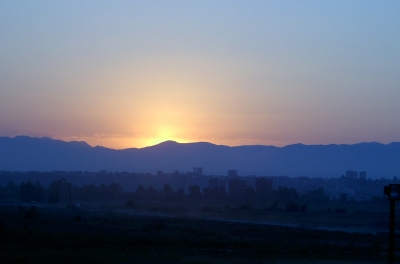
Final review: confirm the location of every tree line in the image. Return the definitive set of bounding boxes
[0,178,385,213]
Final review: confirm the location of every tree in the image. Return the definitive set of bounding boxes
[302,188,329,203]
[286,201,299,212]
[244,187,255,200]
[145,185,159,200]
[163,184,175,200]
[107,182,122,200]
[19,181,46,203]
[273,186,300,203]
[125,199,134,208]
[79,184,100,201]
[176,188,185,201]
[339,192,348,202]
[6,180,19,200]
[135,185,145,200]
[202,187,212,199]
[47,180,61,204]
[188,185,201,200]
[47,191,60,204]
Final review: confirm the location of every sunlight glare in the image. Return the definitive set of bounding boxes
[144,127,186,147]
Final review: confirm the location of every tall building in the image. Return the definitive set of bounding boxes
[193,167,203,176]
[209,178,225,190]
[346,170,358,179]
[228,178,246,196]
[255,177,272,193]
[359,171,367,180]
[227,170,238,177]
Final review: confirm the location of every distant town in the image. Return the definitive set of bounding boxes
[0,168,395,207]
[0,167,395,263]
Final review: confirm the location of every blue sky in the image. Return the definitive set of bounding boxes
[1,1,399,149]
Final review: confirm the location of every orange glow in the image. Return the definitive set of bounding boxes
[142,126,189,147]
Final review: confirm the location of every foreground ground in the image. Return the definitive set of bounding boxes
[0,204,389,263]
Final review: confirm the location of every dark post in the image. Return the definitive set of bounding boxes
[384,184,400,264]
[389,200,395,264]
[68,183,72,207]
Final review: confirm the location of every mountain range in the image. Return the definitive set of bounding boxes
[0,136,399,178]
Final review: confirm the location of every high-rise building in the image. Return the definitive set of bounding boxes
[359,171,367,180]
[227,170,238,177]
[193,167,203,176]
[228,178,246,196]
[346,170,358,179]
[209,178,225,190]
[255,177,272,193]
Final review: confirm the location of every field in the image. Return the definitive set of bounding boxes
[0,203,390,264]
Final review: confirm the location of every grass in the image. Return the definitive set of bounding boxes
[120,199,389,233]
[0,204,389,263]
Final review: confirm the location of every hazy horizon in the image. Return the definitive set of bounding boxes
[1,1,399,149]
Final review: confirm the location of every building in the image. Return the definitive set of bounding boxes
[193,167,203,176]
[228,178,247,196]
[255,177,272,193]
[227,170,238,177]
[209,177,225,190]
[359,171,367,180]
[346,170,358,179]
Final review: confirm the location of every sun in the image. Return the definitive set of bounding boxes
[143,127,186,147]
[145,136,173,147]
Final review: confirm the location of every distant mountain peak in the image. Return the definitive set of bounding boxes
[150,140,179,147]
[1,136,400,178]
[161,140,179,144]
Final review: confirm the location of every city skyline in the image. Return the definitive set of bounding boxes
[1,1,400,149]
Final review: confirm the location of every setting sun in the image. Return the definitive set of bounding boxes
[143,127,187,147]
[1,1,400,150]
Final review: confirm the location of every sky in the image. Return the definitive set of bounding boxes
[1,1,400,149]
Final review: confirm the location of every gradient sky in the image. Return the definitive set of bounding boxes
[1,1,400,149]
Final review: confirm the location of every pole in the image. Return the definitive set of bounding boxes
[68,184,72,207]
[389,200,395,264]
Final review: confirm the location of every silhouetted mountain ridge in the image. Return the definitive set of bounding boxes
[0,136,399,178]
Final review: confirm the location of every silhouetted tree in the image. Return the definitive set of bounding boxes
[135,185,145,200]
[301,188,329,203]
[244,187,256,200]
[203,187,227,200]
[188,185,201,200]
[6,180,19,200]
[339,192,348,202]
[47,180,60,204]
[47,191,60,204]
[0,186,6,199]
[145,185,159,200]
[286,201,299,212]
[80,184,100,200]
[107,182,122,199]
[125,199,134,208]
[271,201,280,211]
[300,204,308,212]
[176,188,185,201]
[19,181,46,203]
[110,182,122,192]
[163,184,175,200]
[202,187,212,199]
[273,186,299,203]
